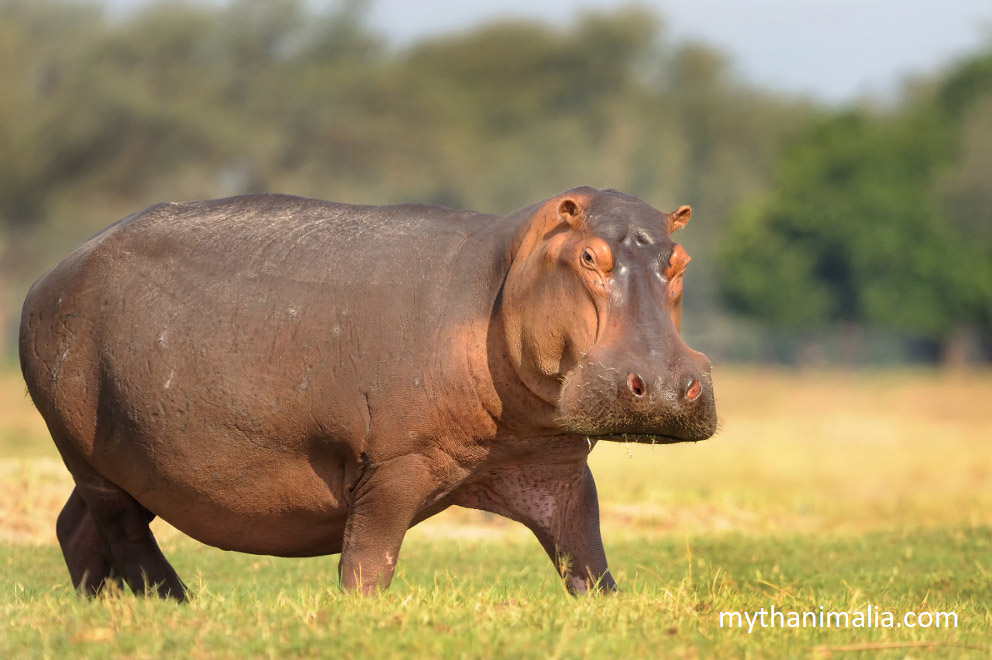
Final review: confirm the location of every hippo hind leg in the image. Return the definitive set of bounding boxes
[70,474,188,601]
[56,487,121,596]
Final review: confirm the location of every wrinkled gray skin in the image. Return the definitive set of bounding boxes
[19,187,717,600]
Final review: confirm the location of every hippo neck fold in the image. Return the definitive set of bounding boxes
[493,193,594,412]
[436,202,570,440]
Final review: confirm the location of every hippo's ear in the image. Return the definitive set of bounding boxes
[557,198,586,227]
[667,205,692,233]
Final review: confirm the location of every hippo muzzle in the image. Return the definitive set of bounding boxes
[557,346,717,443]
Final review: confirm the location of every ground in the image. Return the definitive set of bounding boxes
[1,366,990,658]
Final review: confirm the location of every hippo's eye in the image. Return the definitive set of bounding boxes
[579,240,614,273]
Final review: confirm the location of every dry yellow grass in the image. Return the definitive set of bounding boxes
[2,367,990,546]
[596,366,992,533]
[0,368,51,451]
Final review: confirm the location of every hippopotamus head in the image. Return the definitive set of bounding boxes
[502,187,717,443]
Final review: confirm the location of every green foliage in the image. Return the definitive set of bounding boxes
[717,50,992,349]
[938,51,992,119]
[0,0,813,357]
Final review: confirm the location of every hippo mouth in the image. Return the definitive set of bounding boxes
[587,432,706,445]
[557,378,718,444]
[576,431,710,446]
[558,402,718,444]
[557,362,718,445]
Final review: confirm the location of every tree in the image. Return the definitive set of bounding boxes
[717,49,992,361]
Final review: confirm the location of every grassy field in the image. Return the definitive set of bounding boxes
[1,367,990,658]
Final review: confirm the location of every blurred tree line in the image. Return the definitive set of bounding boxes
[719,52,992,363]
[0,0,989,364]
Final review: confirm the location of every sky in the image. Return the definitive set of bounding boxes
[364,0,992,104]
[104,0,992,104]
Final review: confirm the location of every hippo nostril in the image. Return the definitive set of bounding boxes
[685,377,702,402]
[627,373,645,398]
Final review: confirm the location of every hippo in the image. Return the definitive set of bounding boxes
[19,187,717,600]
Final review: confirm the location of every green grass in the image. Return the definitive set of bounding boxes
[2,367,991,657]
[2,530,990,658]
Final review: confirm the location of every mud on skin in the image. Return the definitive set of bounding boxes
[19,187,717,599]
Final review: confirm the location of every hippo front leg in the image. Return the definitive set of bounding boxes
[458,462,617,595]
[338,454,434,594]
[532,463,617,595]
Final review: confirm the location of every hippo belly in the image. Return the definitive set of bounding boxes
[60,334,358,556]
[122,446,351,557]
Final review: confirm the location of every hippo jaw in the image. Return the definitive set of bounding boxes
[556,359,718,444]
